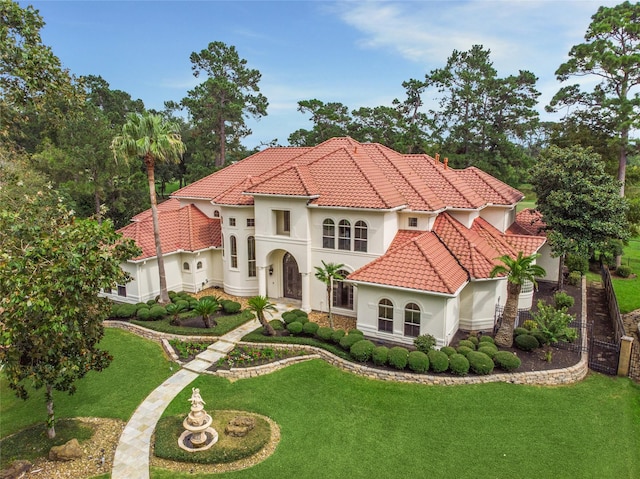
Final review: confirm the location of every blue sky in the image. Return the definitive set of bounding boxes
[26,0,619,148]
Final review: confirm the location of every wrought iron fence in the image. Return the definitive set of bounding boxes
[600,264,626,343]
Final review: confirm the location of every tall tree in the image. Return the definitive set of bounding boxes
[181,41,268,167]
[247,296,277,336]
[531,145,630,287]
[0,186,139,438]
[111,113,186,303]
[548,1,640,196]
[314,261,346,329]
[490,252,546,348]
[288,99,351,146]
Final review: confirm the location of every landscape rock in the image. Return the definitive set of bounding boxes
[48,438,83,461]
[0,460,32,479]
[225,416,256,437]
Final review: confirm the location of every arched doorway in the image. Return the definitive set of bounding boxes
[283,252,302,300]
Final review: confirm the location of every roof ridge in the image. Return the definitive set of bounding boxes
[414,234,468,293]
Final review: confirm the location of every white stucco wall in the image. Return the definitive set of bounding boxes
[458,279,504,332]
[480,205,515,232]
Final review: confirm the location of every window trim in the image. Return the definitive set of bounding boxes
[229,217,236,227]
[338,219,351,251]
[183,261,190,271]
[354,220,368,252]
[247,236,256,277]
[404,302,421,337]
[378,298,393,332]
[323,218,335,249]
[230,235,238,269]
[408,217,418,228]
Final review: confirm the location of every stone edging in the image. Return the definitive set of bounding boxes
[211,354,321,380]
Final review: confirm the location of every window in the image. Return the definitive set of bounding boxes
[196,261,203,270]
[338,220,351,250]
[323,219,335,249]
[408,217,418,227]
[332,270,353,310]
[214,210,220,218]
[221,234,224,258]
[247,236,256,277]
[354,221,368,252]
[117,285,127,297]
[183,262,190,271]
[275,210,291,236]
[247,218,255,227]
[378,299,393,332]
[404,303,421,337]
[230,235,238,268]
[229,217,236,227]
[104,287,112,294]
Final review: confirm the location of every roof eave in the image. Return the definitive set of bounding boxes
[344,279,467,298]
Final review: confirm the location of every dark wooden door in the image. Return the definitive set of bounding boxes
[283,253,302,299]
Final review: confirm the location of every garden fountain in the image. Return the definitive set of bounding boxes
[178,388,218,452]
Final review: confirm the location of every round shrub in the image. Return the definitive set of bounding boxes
[408,351,429,373]
[616,265,632,278]
[456,345,473,357]
[514,333,540,351]
[302,321,319,336]
[339,333,365,351]
[449,353,470,376]
[513,327,529,337]
[269,319,284,331]
[477,345,497,359]
[414,334,436,353]
[290,309,308,321]
[136,308,150,320]
[116,304,137,318]
[457,339,476,350]
[350,340,376,362]
[567,271,581,286]
[372,346,389,366]
[428,350,449,373]
[295,314,309,325]
[286,321,304,335]
[281,311,298,324]
[493,351,522,372]
[316,327,334,341]
[478,336,495,345]
[466,335,479,346]
[175,299,190,311]
[331,329,346,343]
[221,300,242,314]
[347,328,364,336]
[388,347,409,370]
[553,292,575,310]
[149,305,167,319]
[467,351,494,375]
[135,302,148,311]
[146,299,157,306]
[440,346,457,357]
[531,330,548,346]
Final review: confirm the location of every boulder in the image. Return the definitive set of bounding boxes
[0,460,32,479]
[224,415,256,437]
[49,438,83,461]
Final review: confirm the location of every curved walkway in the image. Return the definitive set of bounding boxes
[111,316,267,479]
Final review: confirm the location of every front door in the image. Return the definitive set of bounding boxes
[283,252,302,300]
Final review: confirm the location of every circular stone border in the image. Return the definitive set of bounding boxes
[150,410,280,474]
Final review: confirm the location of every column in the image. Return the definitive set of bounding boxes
[301,272,311,312]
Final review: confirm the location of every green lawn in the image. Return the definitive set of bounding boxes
[613,237,640,313]
[155,361,640,479]
[0,328,174,437]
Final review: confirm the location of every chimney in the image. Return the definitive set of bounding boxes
[444,157,448,169]
[435,153,440,164]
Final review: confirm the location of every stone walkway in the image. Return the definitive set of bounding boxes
[111,307,286,479]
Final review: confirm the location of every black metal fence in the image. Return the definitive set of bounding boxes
[600,264,626,343]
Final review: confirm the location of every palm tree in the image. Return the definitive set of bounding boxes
[314,260,345,329]
[247,295,277,336]
[111,113,185,304]
[194,297,220,329]
[490,252,546,348]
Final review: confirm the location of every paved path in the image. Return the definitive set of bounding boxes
[111,312,279,479]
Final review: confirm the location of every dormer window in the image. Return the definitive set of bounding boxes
[408,217,418,228]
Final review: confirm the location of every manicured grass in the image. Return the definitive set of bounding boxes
[0,328,174,437]
[154,361,640,479]
[516,183,536,212]
[613,237,640,313]
[131,310,253,336]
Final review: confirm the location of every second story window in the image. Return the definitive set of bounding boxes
[247,218,255,227]
[408,217,418,227]
[229,217,236,227]
[338,220,351,250]
[323,219,335,248]
[354,220,368,252]
[275,210,291,236]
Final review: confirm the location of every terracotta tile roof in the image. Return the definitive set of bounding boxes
[348,231,469,295]
[508,208,547,236]
[118,204,221,260]
[473,217,546,260]
[246,164,320,197]
[457,167,524,205]
[131,198,181,222]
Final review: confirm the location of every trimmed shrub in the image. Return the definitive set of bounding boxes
[331,329,346,343]
[286,321,304,335]
[348,328,364,336]
[479,336,495,345]
[296,314,309,325]
[493,351,522,372]
[221,300,242,314]
[566,254,589,275]
[269,319,284,331]
[372,346,389,366]
[281,311,298,324]
[149,305,167,319]
[616,265,632,278]
[466,335,479,346]
[477,345,497,359]
[457,339,476,350]
[456,346,473,357]
[135,302,148,311]
[567,271,581,286]
[175,299,190,311]
[340,333,365,351]
[136,308,150,320]
[316,327,334,341]
[388,347,409,370]
[553,292,574,310]
[116,304,137,318]
[467,351,494,375]
[350,340,376,362]
[531,330,548,346]
[514,333,540,351]
[428,350,449,373]
[448,353,470,376]
[440,346,457,356]
[514,327,529,337]
[408,351,429,373]
[146,299,157,306]
[302,321,319,336]
[414,334,437,353]
[290,309,308,318]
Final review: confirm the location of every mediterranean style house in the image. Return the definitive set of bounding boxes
[109,137,557,346]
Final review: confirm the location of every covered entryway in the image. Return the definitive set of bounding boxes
[283,252,302,300]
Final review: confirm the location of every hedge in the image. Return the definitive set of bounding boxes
[350,340,376,363]
[408,351,429,373]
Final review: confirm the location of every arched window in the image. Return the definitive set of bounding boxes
[247,236,256,277]
[183,262,190,271]
[196,261,203,270]
[338,219,351,250]
[332,269,353,310]
[378,299,393,332]
[230,235,238,268]
[404,303,421,337]
[354,220,368,252]
[213,210,220,218]
[221,233,225,258]
[323,219,335,249]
